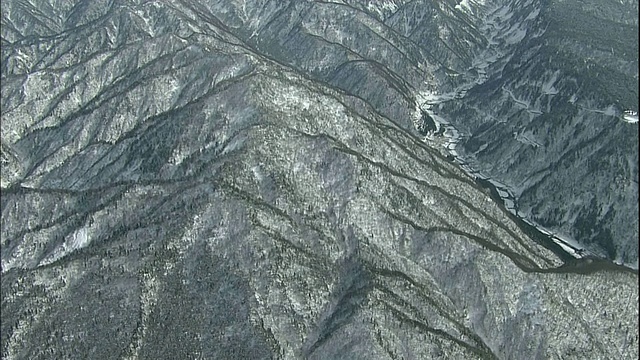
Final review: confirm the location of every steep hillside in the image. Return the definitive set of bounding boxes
[1,1,638,359]
[438,0,639,266]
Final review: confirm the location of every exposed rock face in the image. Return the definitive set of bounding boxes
[1,1,637,359]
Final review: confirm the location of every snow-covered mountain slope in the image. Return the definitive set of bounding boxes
[1,0,638,359]
[437,0,639,267]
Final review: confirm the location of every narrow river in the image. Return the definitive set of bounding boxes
[418,100,637,274]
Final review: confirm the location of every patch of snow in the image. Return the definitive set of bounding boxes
[37,226,94,268]
[251,164,264,182]
[220,133,246,155]
[503,198,517,214]
[541,71,560,95]
[513,130,542,148]
[455,0,472,13]
[70,227,90,251]
[364,0,398,18]
[549,232,586,258]
[525,7,540,21]
[504,27,527,45]
[622,110,638,123]
[603,104,617,116]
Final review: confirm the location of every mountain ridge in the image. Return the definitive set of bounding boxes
[1,0,638,359]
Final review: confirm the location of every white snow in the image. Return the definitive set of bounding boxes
[568,94,578,104]
[455,0,472,13]
[251,165,265,182]
[578,102,621,119]
[553,239,581,256]
[525,8,540,21]
[504,27,527,45]
[503,198,517,213]
[549,232,587,258]
[622,110,639,123]
[603,104,617,116]
[513,130,542,148]
[366,0,400,17]
[70,227,90,251]
[409,0,601,263]
[37,226,94,268]
[540,71,560,95]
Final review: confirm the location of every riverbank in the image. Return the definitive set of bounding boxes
[421,105,638,273]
